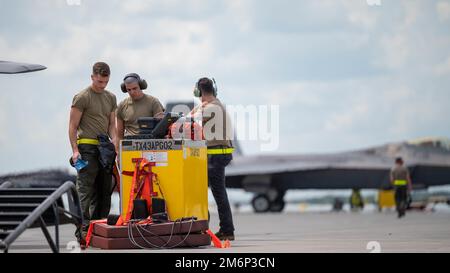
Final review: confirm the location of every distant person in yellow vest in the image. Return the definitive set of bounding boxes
[116,73,165,144]
[350,188,364,211]
[390,157,413,218]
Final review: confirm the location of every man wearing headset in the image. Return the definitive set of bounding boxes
[191,77,235,241]
[116,73,165,145]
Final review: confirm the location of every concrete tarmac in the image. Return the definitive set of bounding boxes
[5,210,450,253]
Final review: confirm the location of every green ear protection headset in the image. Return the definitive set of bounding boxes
[121,73,148,93]
[193,77,218,97]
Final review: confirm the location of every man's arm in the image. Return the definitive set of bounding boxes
[109,111,118,152]
[69,107,83,163]
[189,102,208,117]
[153,100,165,119]
[116,117,125,151]
[154,112,165,119]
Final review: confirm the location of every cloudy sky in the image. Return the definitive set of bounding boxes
[0,0,450,174]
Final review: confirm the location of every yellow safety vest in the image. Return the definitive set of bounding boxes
[394,180,407,186]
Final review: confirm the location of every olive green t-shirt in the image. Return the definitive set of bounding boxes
[72,86,117,139]
[117,94,164,136]
[194,98,233,148]
[391,165,409,180]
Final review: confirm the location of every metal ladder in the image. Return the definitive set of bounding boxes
[0,181,82,253]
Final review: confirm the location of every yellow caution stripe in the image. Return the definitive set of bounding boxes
[77,138,100,145]
[207,148,234,155]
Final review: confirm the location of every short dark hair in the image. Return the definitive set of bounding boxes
[198,78,214,94]
[92,62,110,77]
[395,157,404,164]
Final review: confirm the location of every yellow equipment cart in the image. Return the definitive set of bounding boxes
[378,190,396,211]
[120,139,208,221]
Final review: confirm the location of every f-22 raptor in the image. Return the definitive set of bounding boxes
[225,138,450,212]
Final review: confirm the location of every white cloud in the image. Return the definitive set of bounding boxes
[0,23,121,75]
[370,1,425,71]
[402,0,420,27]
[224,0,253,32]
[0,100,7,148]
[120,0,155,15]
[437,1,450,21]
[259,82,325,107]
[1,0,450,173]
[324,104,369,132]
[102,19,214,76]
[374,13,412,69]
[215,50,252,74]
[434,56,450,76]
[342,0,379,29]
[0,19,214,84]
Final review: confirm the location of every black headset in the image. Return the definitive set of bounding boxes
[121,73,148,93]
[193,77,218,97]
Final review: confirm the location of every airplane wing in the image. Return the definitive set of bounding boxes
[227,154,389,177]
[0,61,47,74]
[225,142,450,190]
[0,170,75,188]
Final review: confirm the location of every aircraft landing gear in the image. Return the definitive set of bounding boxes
[252,194,271,213]
[251,190,286,213]
[269,198,285,213]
